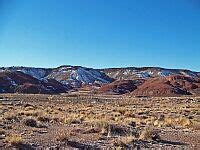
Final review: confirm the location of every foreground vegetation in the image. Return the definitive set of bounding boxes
[0,93,199,149]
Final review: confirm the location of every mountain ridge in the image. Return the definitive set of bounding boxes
[1,65,199,72]
[0,65,200,96]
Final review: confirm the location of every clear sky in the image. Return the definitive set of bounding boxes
[0,0,200,71]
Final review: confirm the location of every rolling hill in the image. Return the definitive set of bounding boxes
[0,65,199,96]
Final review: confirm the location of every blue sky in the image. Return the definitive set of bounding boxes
[0,0,200,71]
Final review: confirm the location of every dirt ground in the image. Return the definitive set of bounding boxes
[0,93,199,149]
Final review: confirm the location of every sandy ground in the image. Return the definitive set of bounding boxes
[0,93,199,149]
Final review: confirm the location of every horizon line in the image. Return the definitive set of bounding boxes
[0,65,199,72]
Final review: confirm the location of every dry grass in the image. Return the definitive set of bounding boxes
[1,96,198,131]
[139,127,160,141]
[0,94,199,148]
[5,134,23,146]
[55,129,69,142]
[118,135,135,144]
[0,128,5,135]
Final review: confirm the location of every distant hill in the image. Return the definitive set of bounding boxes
[0,66,199,96]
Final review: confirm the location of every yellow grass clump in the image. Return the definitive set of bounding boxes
[5,134,23,146]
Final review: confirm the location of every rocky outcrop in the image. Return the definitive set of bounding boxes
[131,75,200,96]
[97,80,138,95]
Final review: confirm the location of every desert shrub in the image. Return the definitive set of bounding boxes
[113,139,127,148]
[128,121,136,127]
[139,127,160,141]
[164,117,174,127]
[23,118,37,127]
[90,120,109,135]
[116,135,135,146]
[82,128,101,134]
[37,116,50,122]
[52,116,62,122]
[158,114,165,121]
[55,129,69,142]
[18,110,40,117]
[103,124,130,137]
[189,121,200,130]
[178,117,191,127]
[3,113,19,122]
[0,128,5,135]
[64,118,82,124]
[5,134,22,146]
[118,108,127,115]
[124,111,135,117]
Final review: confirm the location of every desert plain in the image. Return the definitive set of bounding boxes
[0,93,199,149]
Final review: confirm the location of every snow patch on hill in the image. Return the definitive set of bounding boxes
[17,68,47,79]
[72,67,110,84]
[136,72,151,78]
[1,66,199,88]
[180,71,198,77]
[46,66,112,87]
[0,67,48,80]
[158,70,172,77]
[6,77,18,86]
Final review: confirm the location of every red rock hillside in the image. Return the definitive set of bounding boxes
[0,71,71,94]
[97,80,140,95]
[131,75,200,97]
